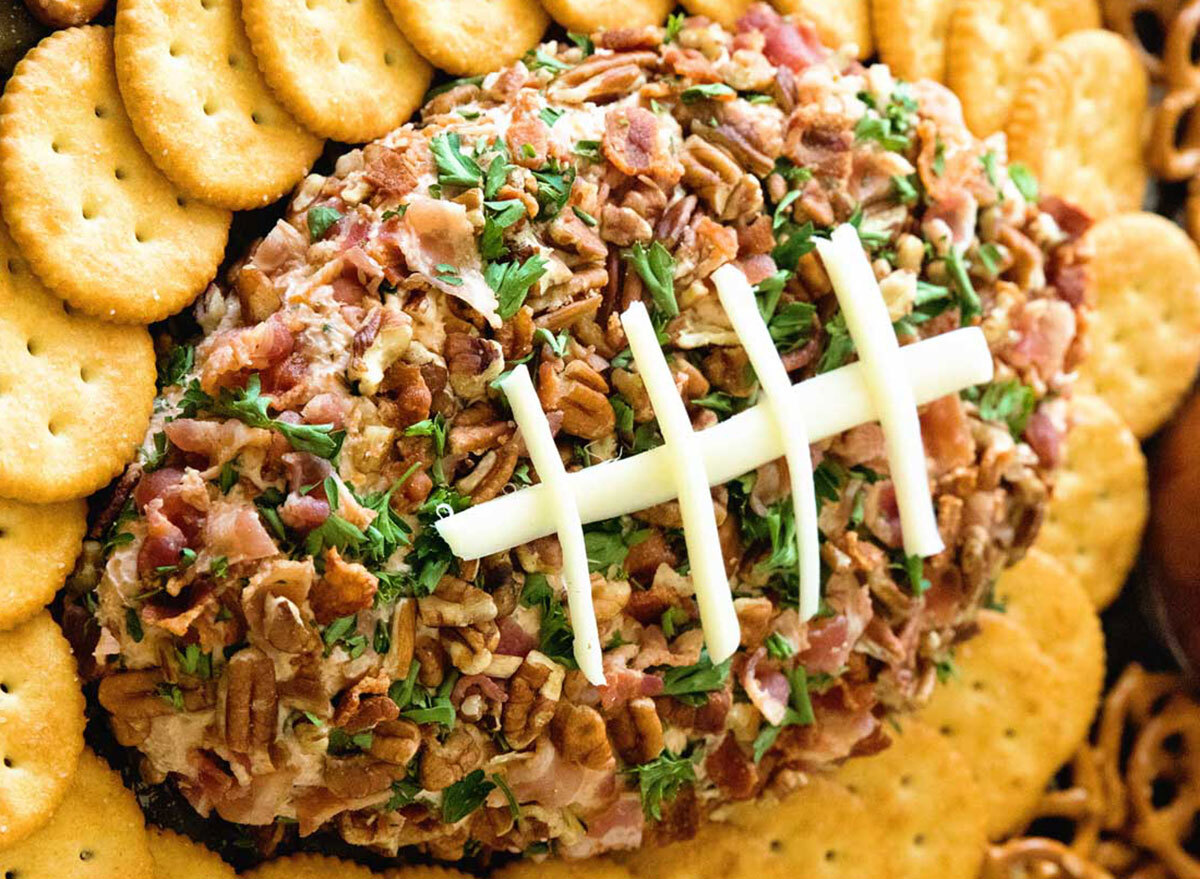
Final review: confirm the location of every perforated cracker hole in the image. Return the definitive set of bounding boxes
[50,140,62,154]
[81,204,97,220]
[823,849,837,862]
[1004,727,1018,739]
[251,111,264,125]
[25,339,39,356]
[134,229,147,243]
[384,50,396,66]
[228,53,239,68]
[337,45,350,63]
[79,365,92,382]
[0,682,9,693]
[79,850,93,862]
[769,839,783,853]
[203,101,216,116]
[176,196,187,208]
[114,167,127,180]
[3,757,12,768]
[93,104,108,119]
[47,420,61,436]
[169,42,182,57]
[912,834,926,847]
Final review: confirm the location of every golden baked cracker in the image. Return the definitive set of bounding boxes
[1006,30,1147,218]
[773,0,874,58]
[114,0,325,210]
[148,828,237,879]
[539,0,674,31]
[383,869,479,879]
[871,0,955,81]
[242,854,378,879]
[22,0,107,27]
[241,0,432,143]
[1075,213,1200,438]
[0,749,153,879]
[384,0,549,77]
[0,612,86,848]
[916,610,1078,838]
[494,862,633,879]
[0,218,155,503]
[680,0,752,27]
[835,720,987,879]
[947,0,1099,136]
[1033,394,1148,609]
[619,775,890,879]
[0,496,86,631]
[995,549,1105,757]
[0,26,231,323]
[1188,175,1200,245]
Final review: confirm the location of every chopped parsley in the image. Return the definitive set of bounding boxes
[158,344,194,388]
[816,313,855,373]
[405,414,448,484]
[567,32,595,56]
[1008,162,1039,201]
[487,254,549,320]
[480,199,526,261]
[306,206,342,242]
[431,132,483,189]
[977,379,1036,438]
[944,246,981,322]
[768,301,817,353]
[660,650,732,706]
[327,727,374,755]
[442,769,496,823]
[531,161,575,219]
[664,11,685,42]
[623,241,678,318]
[629,751,696,821]
[680,83,736,104]
[539,106,564,127]
[751,665,817,762]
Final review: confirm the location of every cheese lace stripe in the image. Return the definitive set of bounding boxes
[498,366,605,684]
[712,264,821,621]
[815,224,944,557]
[621,301,741,664]
[436,328,994,558]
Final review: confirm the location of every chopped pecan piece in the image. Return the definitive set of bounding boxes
[312,548,378,625]
[608,696,665,764]
[370,719,422,766]
[681,135,764,222]
[325,755,406,799]
[444,333,504,401]
[537,359,615,440]
[224,647,277,770]
[551,702,614,770]
[98,669,176,746]
[418,577,498,627]
[420,727,487,791]
[333,674,400,733]
[502,651,565,748]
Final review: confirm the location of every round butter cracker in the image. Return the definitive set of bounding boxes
[995,548,1105,757]
[0,612,86,849]
[680,0,752,27]
[917,610,1078,838]
[0,217,155,503]
[947,0,1099,136]
[148,828,237,879]
[384,0,549,76]
[539,0,674,31]
[871,0,955,81]
[0,26,231,323]
[1075,212,1200,438]
[772,0,874,58]
[1033,394,1148,609]
[242,854,378,879]
[114,0,325,210]
[0,496,86,631]
[835,720,987,879]
[0,748,153,879]
[242,0,432,143]
[619,774,890,879]
[1007,29,1147,219]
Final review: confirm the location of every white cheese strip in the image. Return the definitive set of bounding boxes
[712,264,821,620]
[436,327,992,558]
[621,302,741,663]
[499,366,605,685]
[815,224,944,557]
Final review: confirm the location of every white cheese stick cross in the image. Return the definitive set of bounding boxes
[436,328,993,559]
[621,301,741,663]
[815,224,943,557]
[712,264,821,620]
[498,365,605,685]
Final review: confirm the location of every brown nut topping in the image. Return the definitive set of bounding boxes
[418,577,498,628]
[420,727,486,791]
[312,548,378,625]
[325,755,407,799]
[444,619,501,675]
[445,333,505,401]
[98,669,176,746]
[503,650,565,748]
[370,718,422,765]
[224,646,277,769]
[381,597,417,680]
[537,359,615,440]
[333,674,401,733]
[608,696,666,765]
[551,701,614,770]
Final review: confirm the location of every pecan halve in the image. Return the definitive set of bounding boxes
[551,701,614,770]
[608,696,665,765]
[502,651,565,749]
[224,646,278,768]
